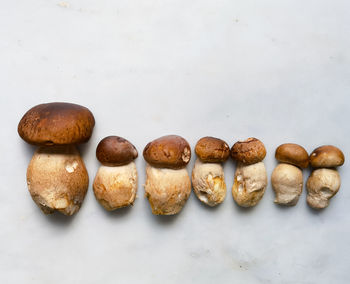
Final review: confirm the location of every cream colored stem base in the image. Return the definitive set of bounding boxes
[26,145,89,216]
[144,164,191,215]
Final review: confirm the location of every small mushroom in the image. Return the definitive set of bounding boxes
[192,137,230,206]
[271,164,303,206]
[306,169,341,209]
[230,138,268,207]
[18,102,95,215]
[93,136,138,211]
[272,143,308,206]
[143,135,191,215]
[306,145,344,209]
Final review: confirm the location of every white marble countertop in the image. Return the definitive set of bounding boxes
[1,1,350,283]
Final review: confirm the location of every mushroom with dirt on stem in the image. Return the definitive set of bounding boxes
[230,138,268,207]
[93,136,138,211]
[18,102,95,216]
[143,135,191,215]
[192,136,230,206]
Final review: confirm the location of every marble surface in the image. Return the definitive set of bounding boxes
[1,1,350,283]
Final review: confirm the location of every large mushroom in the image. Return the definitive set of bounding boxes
[143,135,191,215]
[18,102,95,215]
[93,136,138,211]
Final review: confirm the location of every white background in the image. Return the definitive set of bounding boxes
[1,0,350,283]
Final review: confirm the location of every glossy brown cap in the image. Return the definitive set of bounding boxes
[230,138,266,165]
[310,145,345,168]
[275,143,309,168]
[96,136,138,166]
[18,102,95,146]
[143,135,191,169]
[195,136,230,163]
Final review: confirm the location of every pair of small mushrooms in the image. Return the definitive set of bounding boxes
[192,137,268,208]
[271,144,344,209]
[93,134,192,215]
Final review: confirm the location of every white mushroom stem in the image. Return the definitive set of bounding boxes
[144,164,191,215]
[93,162,138,211]
[232,162,268,207]
[271,163,303,206]
[192,159,226,206]
[306,168,341,209]
[27,146,89,216]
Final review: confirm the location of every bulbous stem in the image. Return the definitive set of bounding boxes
[26,145,89,216]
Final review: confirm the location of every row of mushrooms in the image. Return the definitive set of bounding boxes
[18,103,345,216]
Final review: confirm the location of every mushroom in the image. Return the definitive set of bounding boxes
[272,143,308,206]
[18,102,95,215]
[306,145,344,209]
[93,136,138,211]
[143,135,191,215]
[231,138,267,207]
[192,137,230,206]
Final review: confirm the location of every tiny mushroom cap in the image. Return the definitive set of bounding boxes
[230,138,266,165]
[275,143,309,168]
[143,135,191,169]
[309,145,345,168]
[18,102,95,146]
[96,136,138,166]
[195,136,230,163]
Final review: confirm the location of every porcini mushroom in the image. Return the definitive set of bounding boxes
[93,136,138,211]
[306,145,345,209]
[230,138,268,207]
[18,102,95,215]
[143,135,191,215]
[192,137,230,206]
[272,143,308,206]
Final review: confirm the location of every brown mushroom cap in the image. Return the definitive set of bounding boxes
[18,102,95,146]
[96,136,138,166]
[230,138,266,165]
[275,143,309,168]
[309,145,345,168]
[143,135,191,169]
[195,136,230,163]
